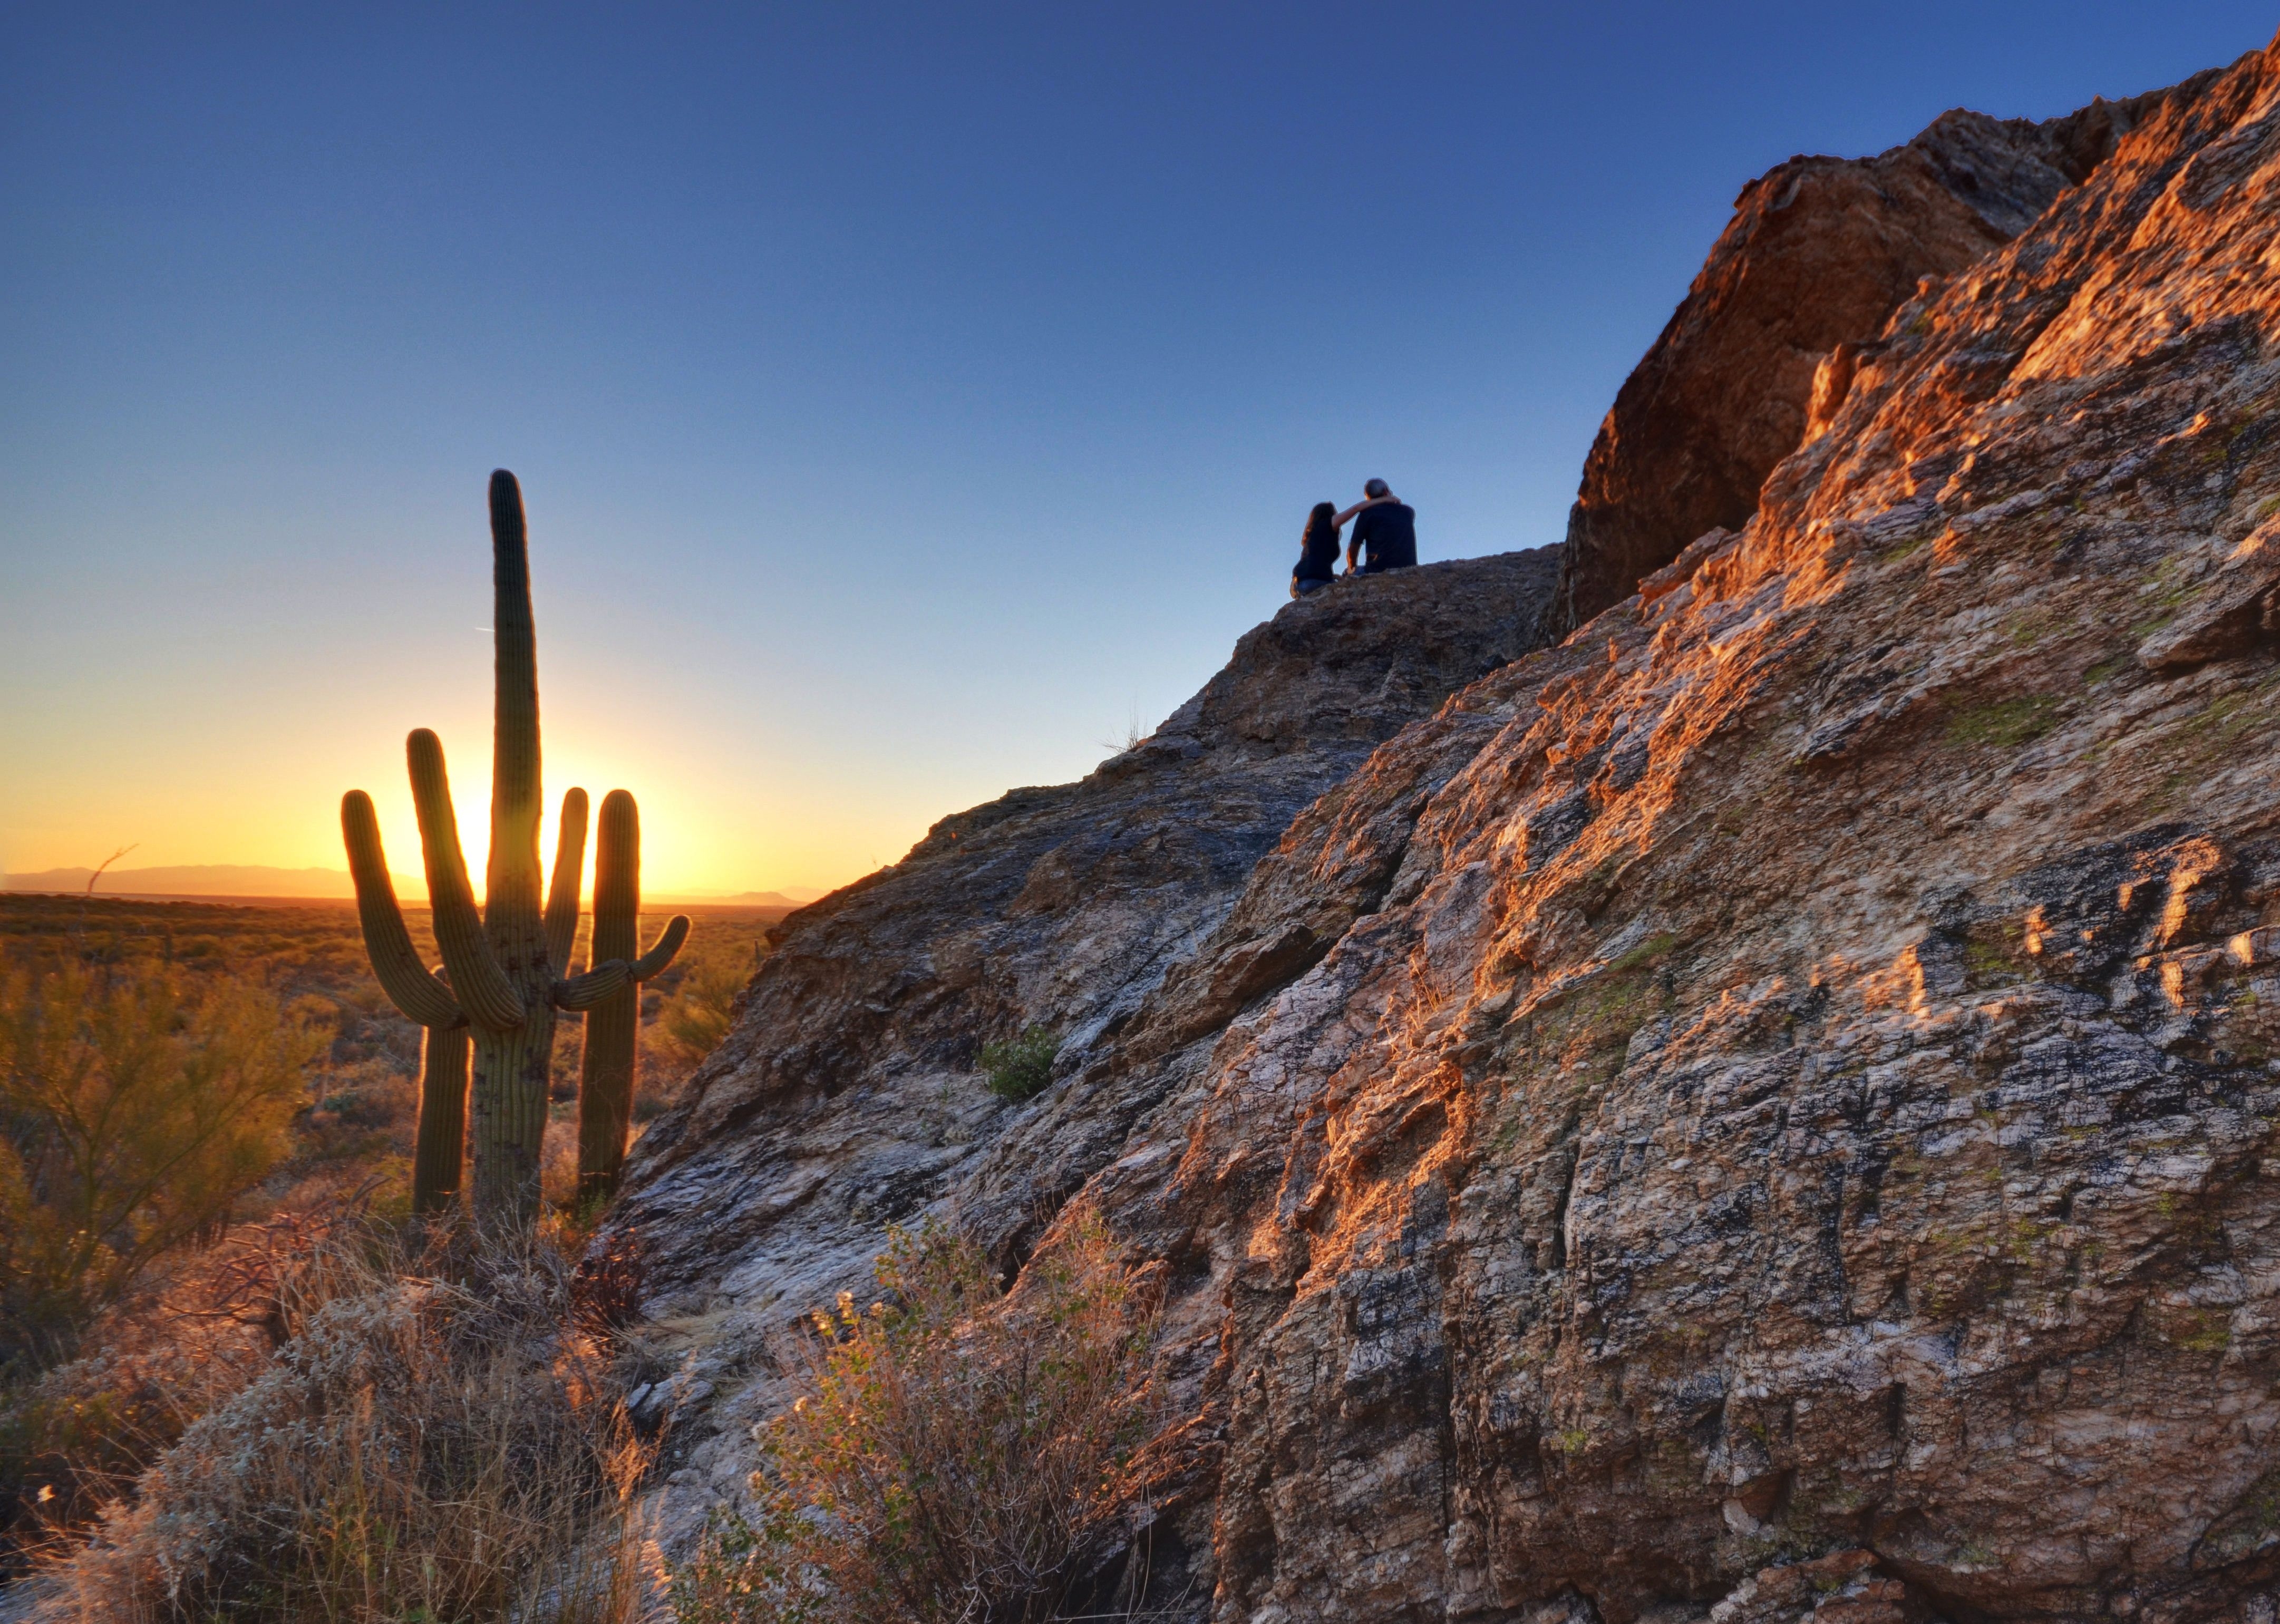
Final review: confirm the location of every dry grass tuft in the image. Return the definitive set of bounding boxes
[1,1203,374,1573]
[20,1220,653,1623]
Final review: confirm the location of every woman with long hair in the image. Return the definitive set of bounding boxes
[1290,490,1394,599]
[1291,501,1341,598]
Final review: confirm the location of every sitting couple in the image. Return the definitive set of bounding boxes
[1290,479,1416,599]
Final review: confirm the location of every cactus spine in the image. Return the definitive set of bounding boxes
[341,471,687,1229]
[577,789,645,1200]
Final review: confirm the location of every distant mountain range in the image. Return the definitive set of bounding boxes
[3,865,827,909]
[4,864,402,898]
[650,890,824,909]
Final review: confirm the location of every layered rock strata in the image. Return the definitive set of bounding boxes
[1549,83,2196,636]
[614,32,2280,1624]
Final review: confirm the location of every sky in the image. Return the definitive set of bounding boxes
[4,3,2274,897]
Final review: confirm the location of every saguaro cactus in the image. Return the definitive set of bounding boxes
[353,790,586,1216]
[341,471,687,1227]
[578,789,649,1200]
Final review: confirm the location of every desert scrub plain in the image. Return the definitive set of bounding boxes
[0,891,775,1611]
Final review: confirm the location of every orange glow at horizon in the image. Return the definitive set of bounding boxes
[1,712,926,904]
[0,566,996,901]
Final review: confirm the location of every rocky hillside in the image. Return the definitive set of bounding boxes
[610,30,2280,1624]
[612,549,1558,1375]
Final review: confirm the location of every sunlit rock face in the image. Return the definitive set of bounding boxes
[1548,78,2203,637]
[610,32,2280,1624]
[606,549,1559,1501]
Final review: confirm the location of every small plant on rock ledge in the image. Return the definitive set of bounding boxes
[668,1212,1163,1624]
[979,1024,1061,1102]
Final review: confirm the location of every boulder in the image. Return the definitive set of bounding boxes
[1549,85,2195,635]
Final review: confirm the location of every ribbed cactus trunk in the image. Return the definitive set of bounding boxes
[463,474,556,1221]
[411,1025,469,1215]
[342,471,686,1236]
[578,790,643,1200]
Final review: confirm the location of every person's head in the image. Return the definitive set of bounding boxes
[1305,501,1337,538]
[1364,478,1391,500]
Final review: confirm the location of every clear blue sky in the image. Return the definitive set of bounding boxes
[4,2,2272,892]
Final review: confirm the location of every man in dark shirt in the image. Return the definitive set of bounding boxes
[1344,479,1417,575]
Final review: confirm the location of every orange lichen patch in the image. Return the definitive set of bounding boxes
[1288,1055,1472,1262]
[2224,928,2280,967]
[1860,945,1934,1015]
[1930,525,1974,571]
[2156,835,2230,947]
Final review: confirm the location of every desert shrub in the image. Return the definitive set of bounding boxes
[293,1056,418,1173]
[0,1194,470,1574]
[651,940,761,1071]
[0,1205,362,1576]
[24,1222,650,1623]
[671,1211,1161,1624]
[0,958,326,1362]
[0,1337,245,1582]
[978,1024,1060,1102]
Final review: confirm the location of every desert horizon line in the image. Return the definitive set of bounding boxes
[1,861,833,907]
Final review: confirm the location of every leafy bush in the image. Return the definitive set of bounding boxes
[0,958,326,1363]
[671,1212,1162,1624]
[978,1024,1060,1102]
[23,1222,649,1623]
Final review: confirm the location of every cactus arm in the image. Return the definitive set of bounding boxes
[578,789,654,1201]
[341,790,465,1029]
[428,967,466,1022]
[411,1023,470,1215]
[550,916,692,1010]
[544,787,589,976]
[406,728,525,1030]
[553,959,633,1011]
[585,791,685,976]
[630,915,691,979]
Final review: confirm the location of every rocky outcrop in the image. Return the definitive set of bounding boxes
[609,551,1557,1457]
[614,31,2280,1624]
[1549,83,2198,636]
[1105,36,2280,1621]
